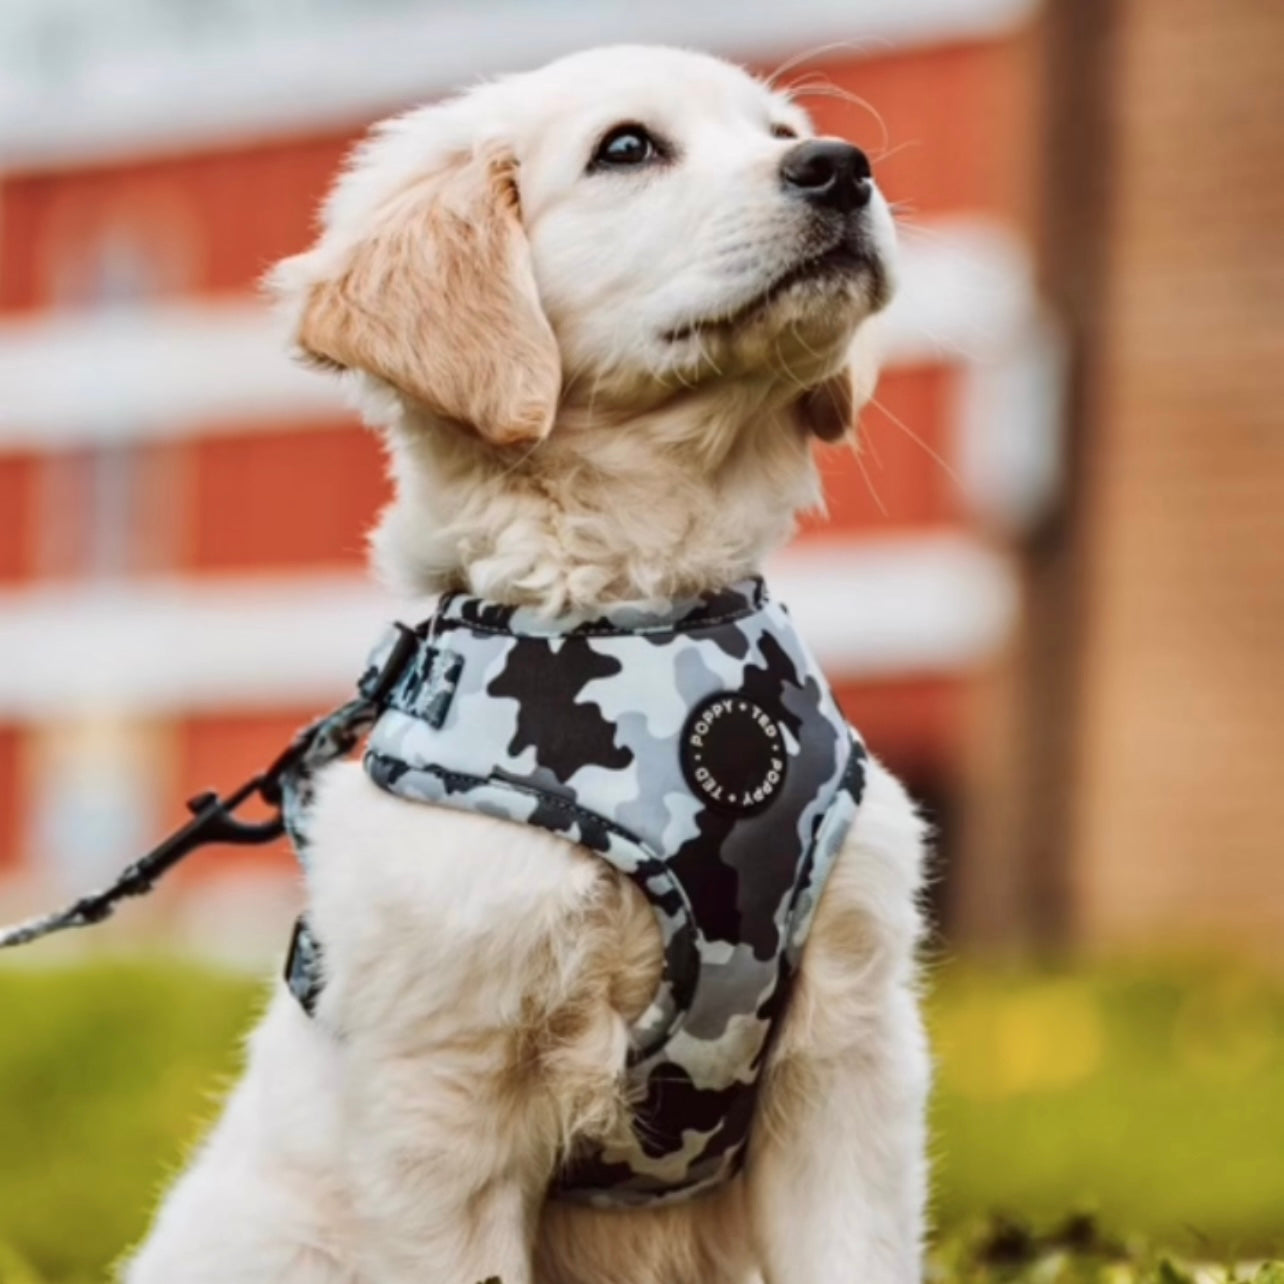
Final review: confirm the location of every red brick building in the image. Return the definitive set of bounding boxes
[0,0,1054,952]
[960,0,1284,956]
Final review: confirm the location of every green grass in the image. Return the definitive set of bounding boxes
[0,957,1281,1282]
[0,962,263,1284]
[930,961,1284,1257]
[930,1217,1284,1284]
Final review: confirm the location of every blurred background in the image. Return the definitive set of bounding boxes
[0,0,1281,1279]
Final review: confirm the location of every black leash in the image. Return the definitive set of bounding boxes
[0,622,423,953]
[0,764,289,951]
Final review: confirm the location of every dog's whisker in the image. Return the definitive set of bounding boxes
[859,410,885,472]
[786,319,826,365]
[694,329,723,380]
[764,41,873,89]
[867,395,965,493]
[870,139,923,166]
[781,77,890,155]
[771,331,811,396]
[893,218,960,244]
[850,432,889,516]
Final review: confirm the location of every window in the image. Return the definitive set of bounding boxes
[33,442,188,580]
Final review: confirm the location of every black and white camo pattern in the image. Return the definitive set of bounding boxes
[341,578,867,1207]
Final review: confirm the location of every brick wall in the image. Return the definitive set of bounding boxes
[1071,0,1284,947]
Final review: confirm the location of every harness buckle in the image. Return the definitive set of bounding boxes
[284,917,324,1015]
[360,622,423,704]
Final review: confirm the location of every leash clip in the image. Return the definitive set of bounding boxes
[0,772,285,949]
[171,778,287,861]
[0,619,426,951]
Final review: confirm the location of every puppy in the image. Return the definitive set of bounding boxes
[126,44,929,1284]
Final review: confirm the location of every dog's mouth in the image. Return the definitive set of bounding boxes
[662,241,883,344]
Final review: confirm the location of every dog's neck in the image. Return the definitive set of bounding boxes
[370,387,822,616]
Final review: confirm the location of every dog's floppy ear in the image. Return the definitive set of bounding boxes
[275,149,560,447]
[795,320,884,442]
[796,368,856,442]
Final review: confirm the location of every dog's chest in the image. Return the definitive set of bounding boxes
[296,579,866,1206]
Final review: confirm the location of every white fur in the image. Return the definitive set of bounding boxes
[126,44,928,1284]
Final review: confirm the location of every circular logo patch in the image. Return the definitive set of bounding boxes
[680,694,788,815]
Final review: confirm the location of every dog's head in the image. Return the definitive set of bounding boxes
[274,44,895,442]
[271,45,897,603]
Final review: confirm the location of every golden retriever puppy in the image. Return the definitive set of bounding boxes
[125,44,928,1284]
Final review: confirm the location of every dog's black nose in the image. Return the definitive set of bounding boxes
[780,140,873,213]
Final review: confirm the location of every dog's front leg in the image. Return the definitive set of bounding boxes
[304,772,637,1284]
[747,764,930,1284]
[746,989,929,1284]
[336,1030,548,1284]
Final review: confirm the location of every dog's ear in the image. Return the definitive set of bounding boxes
[273,149,560,447]
[795,368,856,442]
[795,320,884,442]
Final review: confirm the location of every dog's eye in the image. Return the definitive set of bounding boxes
[771,123,799,141]
[591,124,664,170]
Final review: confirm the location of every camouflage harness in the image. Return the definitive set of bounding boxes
[281,577,867,1207]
